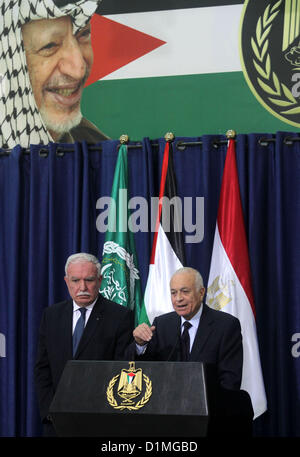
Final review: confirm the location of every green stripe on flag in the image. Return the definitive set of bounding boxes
[138,298,151,326]
[99,144,143,326]
[82,72,296,140]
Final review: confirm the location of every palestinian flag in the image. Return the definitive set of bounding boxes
[139,139,185,326]
[99,144,143,326]
[82,0,295,141]
[206,139,267,419]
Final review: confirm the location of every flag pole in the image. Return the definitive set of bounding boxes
[100,132,143,326]
[150,132,175,264]
[138,130,185,325]
[206,128,267,418]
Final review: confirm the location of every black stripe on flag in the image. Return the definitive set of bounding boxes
[97,0,243,15]
[163,143,186,266]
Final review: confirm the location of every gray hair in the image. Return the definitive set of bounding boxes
[65,253,102,278]
[170,267,204,292]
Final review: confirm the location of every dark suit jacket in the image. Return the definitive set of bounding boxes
[126,304,243,391]
[35,294,134,422]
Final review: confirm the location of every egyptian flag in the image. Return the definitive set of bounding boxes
[206,139,267,419]
[80,1,290,140]
[139,139,185,325]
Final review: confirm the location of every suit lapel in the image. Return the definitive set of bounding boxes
[74,296,103,358]
[170,313,181,343]
[59,300,73,361]
[166,313,182,361]
[190,304,214,361]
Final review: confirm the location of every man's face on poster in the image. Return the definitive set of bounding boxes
[22,16,93,140]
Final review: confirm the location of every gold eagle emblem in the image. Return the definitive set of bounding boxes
[106,362,152,410]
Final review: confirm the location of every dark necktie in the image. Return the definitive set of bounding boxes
[73,307,87,356]
[181,321,192,361]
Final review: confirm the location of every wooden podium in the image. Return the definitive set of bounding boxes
[49,360,209,437]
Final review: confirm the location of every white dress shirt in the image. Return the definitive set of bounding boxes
[180,305,203,352]
[72,298,98,334]
[136,304,204,355]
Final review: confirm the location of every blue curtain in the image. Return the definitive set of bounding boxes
[0,133,299,436]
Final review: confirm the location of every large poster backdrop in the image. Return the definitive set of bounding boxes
[0,0,299,440]
[0,134,299,437]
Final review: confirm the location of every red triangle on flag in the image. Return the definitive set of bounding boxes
[85,14,166,86]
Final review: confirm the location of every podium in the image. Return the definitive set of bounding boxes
[49,360,209,437]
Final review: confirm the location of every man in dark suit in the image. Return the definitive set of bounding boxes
[129,267,243,391]
[35,253,134,435]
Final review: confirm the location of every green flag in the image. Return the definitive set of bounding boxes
[99,144,142,326]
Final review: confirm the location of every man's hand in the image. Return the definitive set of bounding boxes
[133,323,156,346]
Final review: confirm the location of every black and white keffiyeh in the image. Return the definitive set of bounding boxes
[0,0,101,148]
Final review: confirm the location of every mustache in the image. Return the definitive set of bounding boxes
[76,291,91,297]
[45,69,90,90]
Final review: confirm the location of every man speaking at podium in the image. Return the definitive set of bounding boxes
[129,267,243,391]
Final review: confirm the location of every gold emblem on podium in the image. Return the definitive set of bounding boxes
[106,362,152,410]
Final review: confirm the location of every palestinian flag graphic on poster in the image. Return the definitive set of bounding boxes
[82,0,297,141]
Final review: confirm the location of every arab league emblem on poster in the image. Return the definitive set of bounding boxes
[240,0,300,128]
[106,362,152,410]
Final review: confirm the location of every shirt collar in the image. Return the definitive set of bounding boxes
[73,296,98,312]
[180,303,203,327]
